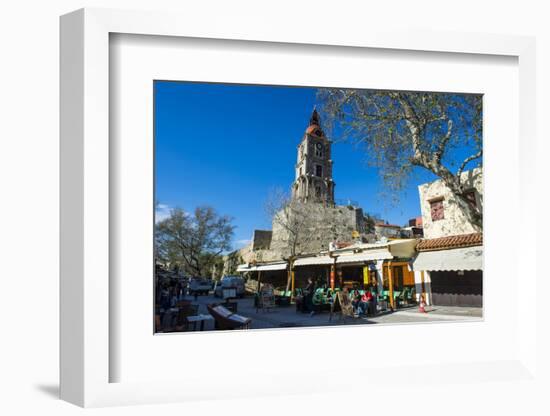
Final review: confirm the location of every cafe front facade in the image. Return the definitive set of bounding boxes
[241,233,485,309]
[238,239,418,309]
[412,233,483,307]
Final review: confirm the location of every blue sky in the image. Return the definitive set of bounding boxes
[154,81,475,250]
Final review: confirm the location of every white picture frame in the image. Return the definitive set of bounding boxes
[60,8,538,408]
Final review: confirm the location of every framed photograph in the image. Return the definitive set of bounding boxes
[60,8,537,408]
[152,80,484,333]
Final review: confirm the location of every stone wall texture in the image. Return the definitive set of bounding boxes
[268,202,368,259]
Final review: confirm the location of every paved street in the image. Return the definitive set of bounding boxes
[183,293,482,332]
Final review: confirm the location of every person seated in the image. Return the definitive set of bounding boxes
[351,290,363,315]
[359,290,374,316]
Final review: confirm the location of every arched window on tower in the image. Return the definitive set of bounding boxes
[315,142,324,157]
[315,165,323,177]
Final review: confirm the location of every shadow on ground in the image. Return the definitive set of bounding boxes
[35,384,59,399]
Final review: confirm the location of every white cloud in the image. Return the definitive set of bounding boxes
[155,203,172,223]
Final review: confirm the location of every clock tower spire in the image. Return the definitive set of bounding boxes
[291,108,335,205]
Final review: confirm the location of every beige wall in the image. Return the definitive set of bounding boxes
[418,168,483,239]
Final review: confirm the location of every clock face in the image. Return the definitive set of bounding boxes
[316,143,323,150]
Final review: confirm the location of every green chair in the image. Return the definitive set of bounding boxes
[404,287,414,304]
[393,290,403,308]
[379,290,389,302]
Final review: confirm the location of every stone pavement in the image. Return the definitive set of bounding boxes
[186,293,482,331]
[395,305,483,320]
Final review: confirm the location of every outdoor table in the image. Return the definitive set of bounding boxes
[186,314,214,331]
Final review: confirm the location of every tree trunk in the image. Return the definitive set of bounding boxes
[285,269,292,292]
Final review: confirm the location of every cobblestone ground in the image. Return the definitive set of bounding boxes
[185,293,482,332]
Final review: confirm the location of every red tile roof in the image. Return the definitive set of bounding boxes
[334,241,354,249]
[416,232,482,252]
[306,125,323,136]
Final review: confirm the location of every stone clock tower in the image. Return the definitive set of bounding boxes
[291,109,335,205]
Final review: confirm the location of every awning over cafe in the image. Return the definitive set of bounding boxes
[255,262,287,271]
[336,249,393,264]
[412,246,483,272]
[236,264,254,272]
[236,262,287,272]
[294,255,334,266]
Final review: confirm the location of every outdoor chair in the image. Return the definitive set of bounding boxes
[378,291,389,303]
[390,290,403,308]
[207,304,251,330]
[405,288,415,304]
[312,290,329,313]
[275,290,292,306]
[398,288,409,305]
[221,300,238,313]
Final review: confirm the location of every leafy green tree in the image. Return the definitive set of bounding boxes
[318,89,483,229]
[156,206,235,277]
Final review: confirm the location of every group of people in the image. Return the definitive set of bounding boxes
[301,277,377,317]
[348,287,376,316]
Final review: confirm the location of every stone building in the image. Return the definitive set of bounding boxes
[268,201,371,259]
[225,109,373,270]
[418,168,483,239]
[222,230,272,275]
[268,109,372,258]
[412,168,483,307]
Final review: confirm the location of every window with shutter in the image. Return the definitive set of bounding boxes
[430,199,445,221]
[463,190,477,208]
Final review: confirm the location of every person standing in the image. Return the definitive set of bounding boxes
[305,277,315,315]
[159,286,171,330]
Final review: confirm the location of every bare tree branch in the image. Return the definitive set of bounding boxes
[457,149,482,179]
[318,88,483,230]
